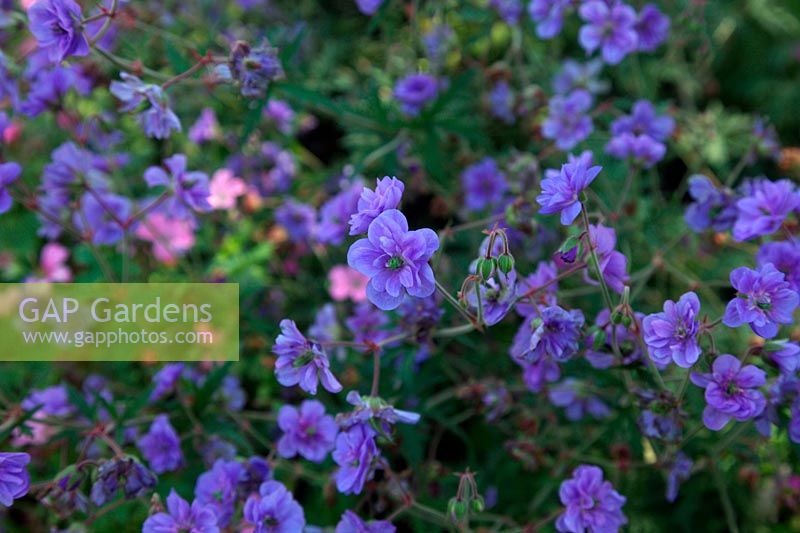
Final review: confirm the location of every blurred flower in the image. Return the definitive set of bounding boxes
[635,4,670,52]
[273,319,343,395]
[110,73,181,139]
[345,302,395,345]
[277,400,338,463]
[329,265,369,302]
[488,80,515,124]
[349,176,404,236]
[0,453,30,508]
[490,0,522,25]
[511,306,585,364]
[642,291,702,368]
[462,158,508,212]
[347,209,439,311]
[142,489,219,533]
[145,154,211,216]
[275,199,316,243]
[136,213,196,265]
[537,152,600,224]
[552,59,607,97]
[684,175,737,232]
[665,453,692,502]
[516,261,559,315]
[528,0,571,39]
[556,465,627,532]
[732,178,799,241]
[28,0,89,62]
[518,356,561,392]
[757,241,800,292]
[549,379,611,421]
[691,354,767,431]
[611,100,674,140]
[394,74,439,116]
[333,425,379,495]
[605,133,665,167]
[91,457,157,506]
[578,1,639,65]
[264,99,295,134]
[194,459,244,527]
[723,263,799,339]
[188,107,220,144]
[22,384,74,417]
[355,0,383,15]
[208,168,246,210]
[336,510,395,533]
[29,242,72,282]
[585,223,629,294]
[137,415,183,474]
[244,480,305,532]
[0,162,20,213]
[316,180,363,245]
[542,90,594,151]
[229,41,283,98]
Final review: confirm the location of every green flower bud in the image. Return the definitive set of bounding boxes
[497,253,514,274]
[480,257,496,281]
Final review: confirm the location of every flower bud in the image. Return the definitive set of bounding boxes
[497,253,514,274]
[471,495,485,513]
[479,257,496,281]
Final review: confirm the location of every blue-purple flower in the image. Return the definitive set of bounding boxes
[578,1,638,65]
[243,480,305,533]
[336,391,421,434]
[110,73,182,139]
[0,162,21,214]
[552,59,608,97]
[635,4,670,52]
[488,81,515,124]
[757,241,800,292]
[275,200,316,243]
[556,465,627,532]
[0,452,30,508]
[74,192,130,245]
[394,74,439,116]
[273,319,343,395]
[355,0,383,15]
[336,510,396,533]
[542,90,594,150]
[144,154,211,216]
[347,209,439,310]
[490,0,522,25]
[462,158,509,212]
[549,379,611,421]
[723,264,799,339]
[137,415,183,474]
[732,179,800,241]
[642,292,702,368]
[684,175,737,232]
[333,425,380,495]
[585,223,629,294]
[349,176,404,236]
[277,400,338,463]
[665,452,692,503]
[528,0,571,39]
[316,180,363,245]
[194,459,244,527]
[511,306,585,364]
[142,489,219,533]
[28,0,89,62]
[229,41,284,98]
[691,354,767,431]
[605,133,665,167]
[537,153,601,224]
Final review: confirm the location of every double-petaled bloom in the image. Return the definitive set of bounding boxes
[556,465,627,532]
[723,264,799,339]
[691,354,767,431]
[642,291,702,368]
[537,153,601,225]
[273,319,342,395]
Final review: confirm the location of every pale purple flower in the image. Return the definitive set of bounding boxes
[0,162,21,214]
[642,292,702,368]
[336,510,395,533]
[243,480,305,533]
[149,363,185,402]
[316,180,363,245]
[28,0,89,62]
[542,90,594,150]
[490,0,523,25]
[684,175,737,232]
[723,263,799,339]
[605,133,665,168]
[22,384,74,417]
[757,241,800,292]
[229,41,283,98]
[578,1,639,65]
[467,269,517,326]
[767,340,800,376]
[142,489,220,533]
[194,459,244,527]
[488,81,515,124]
[273,319,343,395]
[347,209,439,310]
[137,415,183,474]
[556,465,627,532]
[732,179,800,241]
[349,176,404,236]
[277,400,338,463]
[549,379,612,421]
[518,357,561,393]
[511,306,585,364]
[690,354,767,430]
[0,453,30,508]
[264,99,295,134]
[528,0,571,39]
[336,391,421,434]
[333,425,379,495]
[552,59,608,96]
[144,154,211,216]
[585,223,629,294]
[635,4,670,52]
[188,107,220,144]
[355,0,383,15]
[516,261,559,315]
[537,152,601,224]
[275,200,316,243]
[611,100,674,141]
[110,73,181,139]
[462,158,508,212]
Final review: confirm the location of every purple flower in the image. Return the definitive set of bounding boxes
[0,162,21,214]
[349,176,405,236]
[586,309,647,368]
[723,264,799,339]
[642,292,702,368]
[229,41,284,98]
[605,133,665,168]
[690,354,767,430]
[635,4,670,52]
[277,400,338,463]
[732,179,800,241]
[394,74,439,116]
[22,384,74,417]
[753,117,781,160]
[347,209,439,311]
[317,180,363,245]
[355,0,383,15]
[516,261,559,315]
[137,415,183,474]
[664,453,692,503]
[149,363,185,402]
[519,357,561,392]
[549,379,612,421]
[537,153,601,224]
[490,0,522,25]
[333,425,379,495]
[345,302,395,346]
[243,480,305,533]
[767,340,800,376]
[110,73,181,139]
[552,59,608,96]
[19,64,90,117]
[462,158,509,212]
[488,81,515,124]
[336,391,421,434]
[757,241,800,292]
[142,489,220,533]
[611,100,674,141]
[542,90,594,150]
[273,319,343,395]
[578,1,639,65]
[585,224,629,294]
[74,192,130,245]
[91,457,157,506]
[218,375,246,411]
[264,99,295,134]
[556,465,627,533]
[528,0,571,39]
[0,453,30,508]
[684,175,737,232]
[422,25,452,66]
[467,269,517,326]
[336,510,396,533]
[194,459,244,527]
[511,306,585,364]
[144,155,211,216]
[28,0,89,62]
[275,200,316,243]
[188,107,220,144]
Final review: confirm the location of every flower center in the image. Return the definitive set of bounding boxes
[386,256,404,270]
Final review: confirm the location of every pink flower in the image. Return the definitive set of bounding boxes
[208,168,247,210]
[28,243,72,282]
[12,409,55,446]
[328,265,368,303]
[136,213,196,265]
